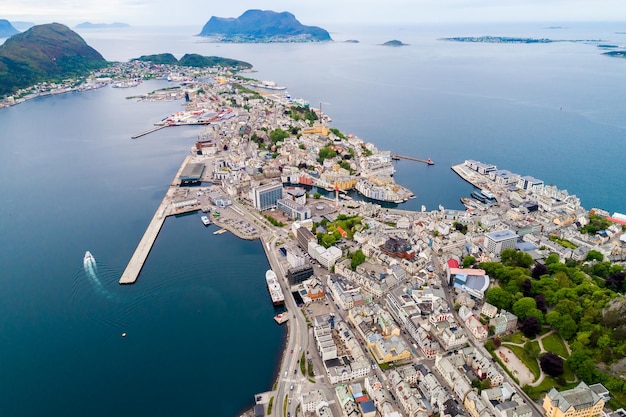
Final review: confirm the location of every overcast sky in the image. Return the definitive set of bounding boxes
[3,0,626,27]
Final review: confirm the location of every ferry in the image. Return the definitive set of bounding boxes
[201,215,211,226]
[266,269,285,306]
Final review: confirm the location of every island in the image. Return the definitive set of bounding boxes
[442,36,554,43]
[132,52,252,69]
[382,39,407,46]
[604,50,626,58]
[0,19,19,38]
[0,23,107,95]
[198,9,331,43]
[75,22,130,29]
[344,39,360,43]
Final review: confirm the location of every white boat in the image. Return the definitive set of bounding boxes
[201,215,211,226]
[83,251,96,271]
[265,269,285,306]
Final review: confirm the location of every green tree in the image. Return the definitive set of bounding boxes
[313,192,321,199]
[463,256,476,268]
[349,250,366,271]
[512,297,537,321]
[485,287,513,310]
[586,250,604,262]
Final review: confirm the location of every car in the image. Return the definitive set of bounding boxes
[294,369,297,374]
[290,349,293,354]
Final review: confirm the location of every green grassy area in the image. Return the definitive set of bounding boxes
[562,361,576,383]
[523,377,559,401]
[504,343,541,381]
[267,396,274,415]
[501,332,526,344]
[542,333,569,358]
[307,360,314,377]
[300,352,306,375]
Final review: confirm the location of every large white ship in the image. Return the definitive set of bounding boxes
[265,269,285,306]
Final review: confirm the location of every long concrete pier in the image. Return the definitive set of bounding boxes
[391,154,434,165]
[131,125,168,139]
[119,155,193,284]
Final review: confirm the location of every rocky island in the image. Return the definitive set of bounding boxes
[382,39,407,46]
[198,9,331,43]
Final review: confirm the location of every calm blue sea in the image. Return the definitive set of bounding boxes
[0,22,625,417]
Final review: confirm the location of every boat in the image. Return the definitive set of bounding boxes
[274,312,289,324]
[83,251,96,271]
[213,228,228,235]
[266,269,285,306]
[201,215,211,226]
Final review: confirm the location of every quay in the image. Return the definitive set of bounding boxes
[131,125,168,139]
[391,154,434,165]
[119,155,195,284]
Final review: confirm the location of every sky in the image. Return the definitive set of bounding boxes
[2,0,626,27]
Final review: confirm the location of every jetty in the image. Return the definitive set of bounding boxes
[131,125,168,139]
[391,154,434,165]
[119,155,198,284]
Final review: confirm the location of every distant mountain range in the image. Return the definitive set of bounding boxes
[75,22,131,29]
[0,19,20,38]
[0,23,107,95]
[198,9,331,43]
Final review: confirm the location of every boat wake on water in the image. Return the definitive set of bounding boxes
[72,251,162,329]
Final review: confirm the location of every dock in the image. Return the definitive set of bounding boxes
[131,125,168,139]
[391,154,434,165]
[119,155,194,284]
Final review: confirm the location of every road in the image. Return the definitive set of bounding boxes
[432,254,545,417]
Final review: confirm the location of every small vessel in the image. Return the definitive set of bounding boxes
[83,251,96,271]
[201,215,211,226]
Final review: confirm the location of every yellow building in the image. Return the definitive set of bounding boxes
[302,124,330,136]
[369,334,411,364]
[542,382,605,417]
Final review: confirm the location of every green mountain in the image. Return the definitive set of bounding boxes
[0,23,107,95]
[132,53,252,69]
[0,19,20,38]
[198,9,331,42]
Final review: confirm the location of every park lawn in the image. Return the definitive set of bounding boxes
[524,376,559,400]
[542,333,569,358]
[562,361,576,383]
[502,332,526,344]
[505,343,541,381]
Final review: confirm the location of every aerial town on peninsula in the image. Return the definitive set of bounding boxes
[3,59,626,417]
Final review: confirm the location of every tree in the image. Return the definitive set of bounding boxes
[586,250,604,262]
[313,192,321,199]
[485,287,513,310]
[532,262,549,279]
[540,352,564,377]
[522,279,532,297]
[512,297,537,321]
[520,317,541,338]
[463,256,476,268]
[534,294,547,313]
[349,250,366,271]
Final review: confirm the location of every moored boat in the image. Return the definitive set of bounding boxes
[266,269,285,306]
[201,215,211,226]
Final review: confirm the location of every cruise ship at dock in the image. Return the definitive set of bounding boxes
[265,270,285,306]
